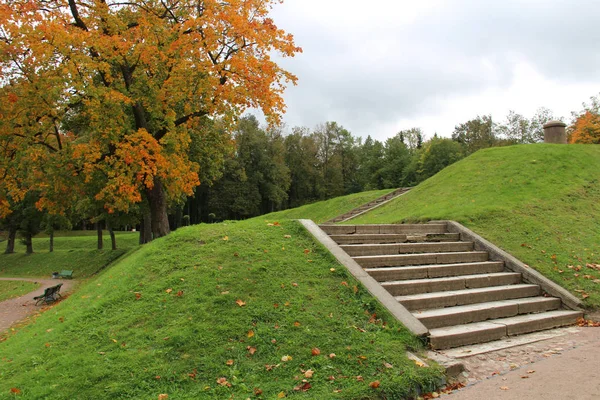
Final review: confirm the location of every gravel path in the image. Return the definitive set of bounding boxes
[0,277,76,333]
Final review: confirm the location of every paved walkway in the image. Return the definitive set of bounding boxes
[443,325,600,399]
[0,277,76,333]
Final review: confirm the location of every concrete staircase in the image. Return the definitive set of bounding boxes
[324,187,411,224]
[319,223,583,350]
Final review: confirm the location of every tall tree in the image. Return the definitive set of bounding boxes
[452,115,496,154]
[496,108,558,144]
[0,0,300,239]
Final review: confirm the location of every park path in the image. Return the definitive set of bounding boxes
[443,325,600,399]
[0,277,76,333]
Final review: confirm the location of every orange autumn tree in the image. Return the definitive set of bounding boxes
[0,0,300,240]
[569,111,600,144]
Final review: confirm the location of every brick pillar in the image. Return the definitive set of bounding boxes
[543,120,567,144]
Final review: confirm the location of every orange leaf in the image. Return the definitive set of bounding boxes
[293,382,311,392]
[311,347,320,356]
[165,288,172,294]
[226,359,234,366]
[369,380,380,389]
[304,369,314,378]
[293,321,301,327]
[158,395,168,400]
[247,330,255,338]
[247,346,257,355]
[176,290,183,297]
[10,388,21,394]
[135,292,142,300]
[236,299,246,307]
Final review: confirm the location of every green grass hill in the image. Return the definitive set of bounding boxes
[352,144,600,308]
[0,219,442,399]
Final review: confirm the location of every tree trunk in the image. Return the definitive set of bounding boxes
[25,232,33,254]
[5,227,17,254]
[96,222,103,250]
[107,221,117,250]
[146,177,170,239]
[49,231,54,253]
[139,212,152,244]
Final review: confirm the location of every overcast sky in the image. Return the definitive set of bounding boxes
[254,0,600,141]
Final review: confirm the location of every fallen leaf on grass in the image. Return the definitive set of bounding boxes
[304,369,314,378]
[311,348,320,356]
[135,292,142,300]
[284,235,291,239]
[281,355,293,362]
[341,281,348,286]
[247,346,257,355]
[158,394,168,400]
[369,381,380,389]
[235,299,246,307]
[329,353,336,358]
[226,359,234,366]
[383,362,393,369]
[10,388,21,394]
[294,382,312,392]
[216,377,231,387]
[176,290,183,297]
[222,236,229,241]
[247,330,255,338]
[165,288,172,294]
[277,392,286,398]
[356,376,364,381]
[293,321,301,327]
[254,388,263,395]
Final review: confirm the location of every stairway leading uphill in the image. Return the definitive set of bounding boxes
[319,223,583,350]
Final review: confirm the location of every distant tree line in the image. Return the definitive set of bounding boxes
[4,94,600,253]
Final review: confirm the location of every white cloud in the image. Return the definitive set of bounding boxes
[261,0,600,141]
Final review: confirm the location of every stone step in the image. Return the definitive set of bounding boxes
[382,272,522,296]
[428,310,583,349]
[397,284,540,310]
[330,233,460,245]
[319,224,448,236]
[366,261,505,281]
[415,297,562,329]
[353,251,489,268]
[341,242,473,256]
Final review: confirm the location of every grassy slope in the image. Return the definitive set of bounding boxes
[0,219,441,399]
[0,232,138,278]
[0,281,40,302]
[352,144,600,308]
[264,189,393,223]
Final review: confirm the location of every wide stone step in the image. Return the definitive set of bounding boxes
[428,310,583,349]
[397,284,540,310]
[353,251,488,268]
[319,224,448,235]
[341,242,473,256]
[330,233,460,245]
[416,297,562,329]
[382,272,522,296]
[366,261,505,281]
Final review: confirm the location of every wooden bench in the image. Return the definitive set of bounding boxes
[57,270,73,279]
[33,284,63,305]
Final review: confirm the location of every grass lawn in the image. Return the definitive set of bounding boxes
[264,189,393,223]
[0,281,40,302]
[0,232,138,279]
[352,144,600,308]
[0,219,442,399]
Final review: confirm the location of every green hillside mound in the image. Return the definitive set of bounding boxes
[352,144,600,307]
[264,189,392,223]
[0,219,441,399]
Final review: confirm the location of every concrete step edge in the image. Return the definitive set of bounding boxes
[428,310,583,349]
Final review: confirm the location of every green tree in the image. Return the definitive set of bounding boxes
[417,138,464,181]
[452,115,496,154]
